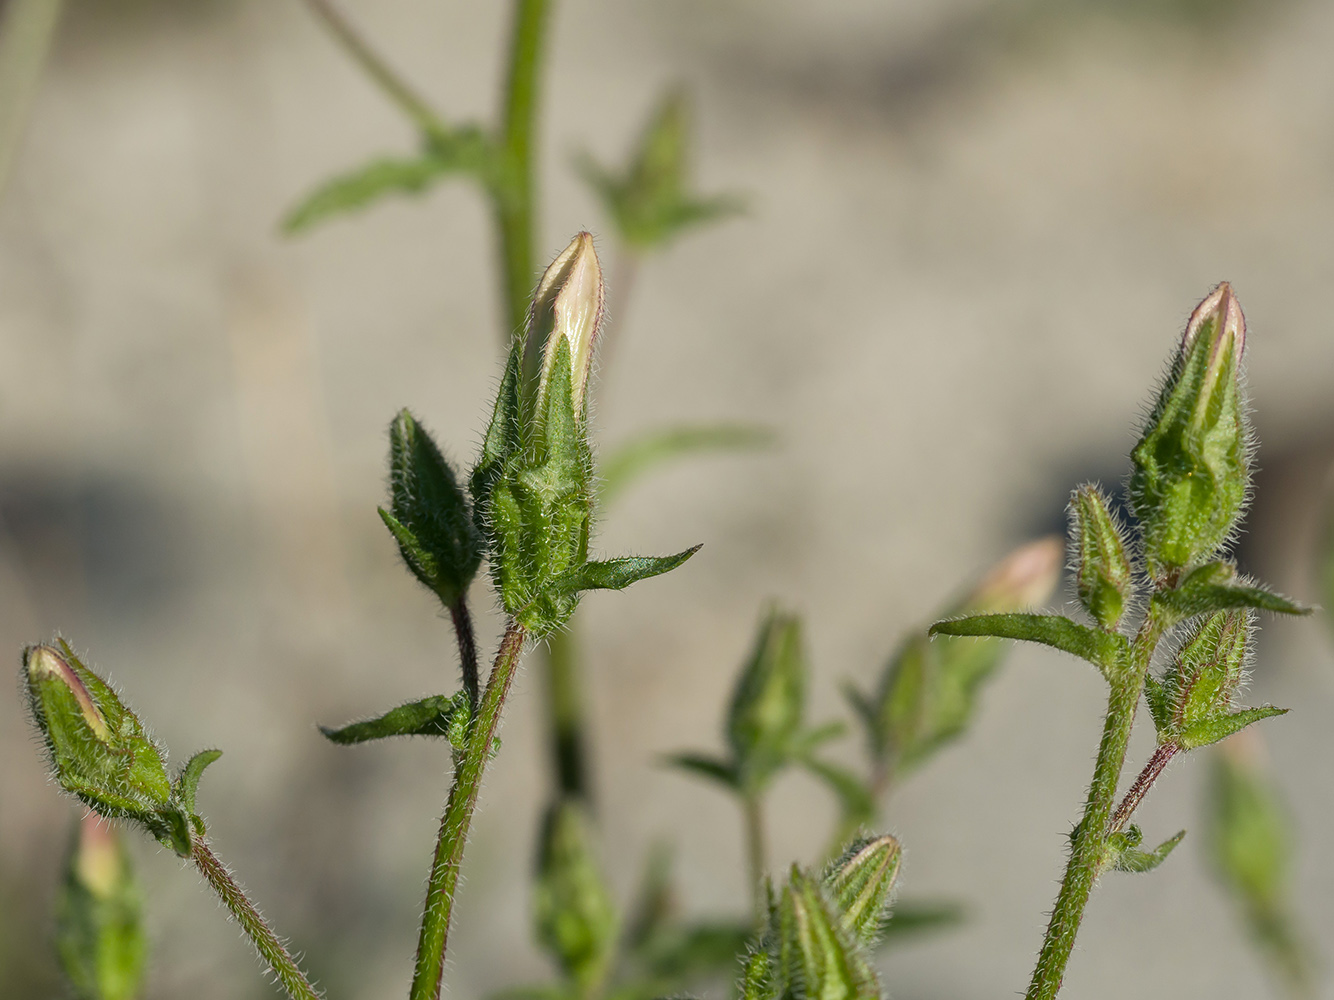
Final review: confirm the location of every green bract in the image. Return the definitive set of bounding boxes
[1130,283,1250,581]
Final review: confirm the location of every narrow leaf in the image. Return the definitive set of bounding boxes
[172,749,222,816]
[1157,563,1310,620]
[876,899,966,943]
[320,693,467,746]
[561,546,702,594]
[1179,706,1288,750]
[802,759,876,836]
[1113,828,1186,873]
[929,613,1125,678]
[664,753,739,790]
[600,424,774,504]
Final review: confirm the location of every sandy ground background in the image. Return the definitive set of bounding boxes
[2,1,1334,998]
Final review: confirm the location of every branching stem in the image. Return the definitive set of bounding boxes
[1109,740,1179,835]
[410,619,527,1000]
[1025,604,1171,999]
[449,598,480,715]
[191,840,322,1000]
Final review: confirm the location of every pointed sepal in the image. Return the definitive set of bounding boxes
[1106,825,1186,874]
[822,835,902,949]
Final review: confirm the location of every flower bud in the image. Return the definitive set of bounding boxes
[1166,610,1250,733]
[822,834,901,948]
[1131,283,1251,580]
[727,610,807,793]
[523,232,604,426]
[776,867,879,1000]
[57,813,147,1000]
[964,536,1064,614]
[1071,485,1135,630]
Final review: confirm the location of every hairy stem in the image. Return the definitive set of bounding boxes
[1025,606,1170,1000]
[1109,741,1179,835]
[300,0,450,140]
[544,626,591,803]
[410,620,527,1000]
[191,841,322,1000]
[492,0,550,340]
[449,598,480,715]
[743,792,767,925]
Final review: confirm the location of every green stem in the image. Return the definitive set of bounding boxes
[191,841,321,1000]
[544,626,591,803]
[491,0,550,341]
[0,0,64,200]
[743,792,767,925]
[300,0,451,140]
[1025,606,1170,1000]
[449,598,480,715]
[410,620,527,1000]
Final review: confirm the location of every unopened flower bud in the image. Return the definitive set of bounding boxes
[524,232,605,424]
[727,610,807,793]
[823,834,901,947]
[1167,610,1250,735]
[1131,283,1251,580]
[963,536,1064,615]
[1071,486,1134,630]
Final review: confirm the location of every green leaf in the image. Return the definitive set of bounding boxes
[727,610,808,793]
[319,693,469,746]
[1179,706,1288,750]
[172,749,222,817]
[57,816,147,1000]
[1156,563,1310,620]
[929,613,1126,679]
[664,753,739,791]
[533,802,617,995]
[558,546,702,594]
[1108,825,1186,874]
[822,835,901,949]
[282,127,491,234]
[802,759,876,839]
[599,424,774,504]
[640,921,754,981]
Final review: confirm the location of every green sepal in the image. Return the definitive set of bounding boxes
[929,613,1126,680]
[664,753,740,791]
[738,946,779,1000]
[382,409,482,607]
[556,546,702,594]
[533,801,617,996]
[172,749,222,817]
[599,423,773,505]
[281,126,492,234]
[1144,674,1172,734]
[319,693,470,748]
[726,610,808,794]
[822,835,902,949]
[1071,485,1136,630]
[1106,825,1185,874]
[1179,706,1288,750]
[57,818,148,1000]
[1155,562,1309,622]
[471,343,524,534]
[776,866,880,1000]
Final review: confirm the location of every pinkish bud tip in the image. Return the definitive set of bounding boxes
[27,644,108,740]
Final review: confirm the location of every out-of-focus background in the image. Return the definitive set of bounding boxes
[2,0,1333,998]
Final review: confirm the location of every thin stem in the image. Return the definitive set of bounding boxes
[449,598,480,715]
[1025,605,1171,1000]
[743,792,767,925]
[544,626,592,803]
[0,0,64,200]
[1109,741,1179,836]
[492,0,550,341]
[300,0,450,140]
[410,620,527,1000]
[191,841,321,1000]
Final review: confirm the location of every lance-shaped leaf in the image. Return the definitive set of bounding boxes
[578,89,744,252]
[1105,825,1185,874]
[852,539,1062,782]
[533,801,617,995]
[557,546,702,595]
[599,424,774,505]
[381,409,482,607]
[1130,283,1251,579]
[1071,484,1135,630]
[282,126,491,234]
[822,835,901,949]
[172,750,222,820]
[1155,562,1309,621]
[664,753,740,791]
[320,692,469,748]
[57,815,147,1000]
[638,922,755,982]
[1180,707,1288,751]
[776,867,880,1000]
[929,613,1126,680]
[1208,736,1313,993]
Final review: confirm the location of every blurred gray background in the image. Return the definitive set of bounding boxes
[2,0,1334,997]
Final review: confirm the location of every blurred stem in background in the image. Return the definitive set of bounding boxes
[0,0,64,199]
